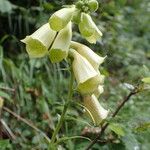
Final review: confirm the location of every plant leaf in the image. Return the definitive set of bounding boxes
[0,140,11,150]
[142,77,150,84]
[135,122,150,132]
[109,123,125,136]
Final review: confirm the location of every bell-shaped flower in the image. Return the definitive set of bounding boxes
[83,95,109,125]
[94,85,104,98]
[49,22,72,63]
[21,23,56,58]
[70,41,106,70]
[49,6,75,31]
[69,49,102,94]
[79,13,102,44]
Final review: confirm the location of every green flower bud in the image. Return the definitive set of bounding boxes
[88,0,99,12]
[69,49,102,94]
[79,13,102,43]
[83,95,109,125]
[49,6,75,31]
[72,8,82,24]
[76,1,84,9]
[49,22,72,63]
[21,23,56,58]
[70,41,106,70]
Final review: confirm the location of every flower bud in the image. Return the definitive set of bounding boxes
[76,1,84,9]
[79,13,102,43]
[49,6,75,31]
[21,23,56,58]
[83,95,109,125]
[72,8,81,24]
[49,22,72,63]
[70,41,106,70]
[88,0,99,12]
[69,49,102,94]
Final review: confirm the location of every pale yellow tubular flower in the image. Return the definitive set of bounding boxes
[49,22,72,63]
[49,6,75,31]
[70,41,106,70]
[69,49,101,94]
[83,95,109,125]
[21,23,56,58]
[94,85,104,98]
[79,13,102,44]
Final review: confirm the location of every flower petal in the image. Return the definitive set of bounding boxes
[69,49,102,94]
[49,6,75,31]
[49,22,72,63]
[94,85,104,98]
[79,13,102,43]
[70,41,106,70]
[83,95,109,125]
[21,23,56,58]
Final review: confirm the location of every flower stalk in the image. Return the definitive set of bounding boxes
[50,66,74,144]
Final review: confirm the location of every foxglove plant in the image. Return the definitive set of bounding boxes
[21,23,56,58]
[21,0,108,147]
[49,22,72,63]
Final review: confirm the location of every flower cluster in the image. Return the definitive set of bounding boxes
[21,0,108,126]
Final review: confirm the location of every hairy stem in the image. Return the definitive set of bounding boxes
[85,87,140,150]
[50,68,74,144]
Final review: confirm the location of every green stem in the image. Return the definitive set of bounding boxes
[50,68,74,144]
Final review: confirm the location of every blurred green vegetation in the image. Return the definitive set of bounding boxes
[0,0,150,149]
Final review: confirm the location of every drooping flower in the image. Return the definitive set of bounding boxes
[49,6,75,31]
[79,13,102,43]
[83,94,109,125]
[21,23,56,58]
[94,85,104,98]
[69,49,103,94]
[70,41,106,70]
[49,22,72,63]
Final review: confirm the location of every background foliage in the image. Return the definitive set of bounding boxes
[0,0,150,149]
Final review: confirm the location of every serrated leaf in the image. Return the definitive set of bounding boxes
[109,123,125,136]
[142,77,150,84]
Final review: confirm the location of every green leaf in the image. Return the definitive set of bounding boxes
[109,123,125,136]
[48,143,57,150]
[142,77,150,84]
[0,91,11,101]
[135,122,150,132]
[122,131,139,150]
[0,140,11,150]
